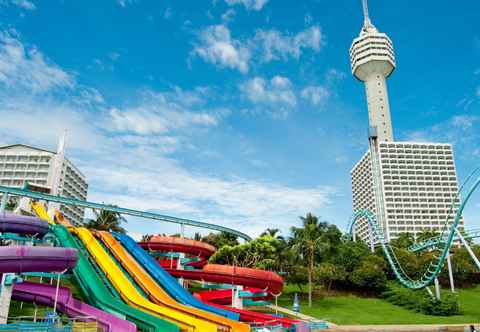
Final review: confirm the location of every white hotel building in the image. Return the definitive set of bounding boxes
[351,142,463,242]
[0,144,88,224]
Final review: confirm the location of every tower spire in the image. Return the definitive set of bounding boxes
[361,0,375,31]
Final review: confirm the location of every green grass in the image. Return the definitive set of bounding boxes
[278,284,480,325]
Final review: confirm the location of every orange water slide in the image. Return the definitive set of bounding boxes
[96,231,250,332]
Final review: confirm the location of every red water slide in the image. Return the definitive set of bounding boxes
[139,236,299,328]
[139,237,284,293]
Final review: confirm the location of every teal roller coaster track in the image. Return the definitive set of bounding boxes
[347,173,480,290]
[0,185,252,241]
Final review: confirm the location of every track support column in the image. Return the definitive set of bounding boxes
[446,251,455,293]
[434,277,441,300]
[456,229,480,270]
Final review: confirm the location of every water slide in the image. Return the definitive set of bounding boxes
[115,232,239,320]
[52,224,175,332]
[140,237,283,293]
[138,237,300,329]
[12,281,136,332]
[73,227,221,332]
[96,231,250,332]
[0,213,138,332]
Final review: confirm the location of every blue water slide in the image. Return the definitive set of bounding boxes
[113,232,240,321]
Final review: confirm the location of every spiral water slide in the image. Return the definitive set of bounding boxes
[347,172,480,289]
[139,237,284,293]
[138,236,304,329]
[0,214,136,332]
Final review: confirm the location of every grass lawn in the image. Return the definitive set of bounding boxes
[278,284,480,325]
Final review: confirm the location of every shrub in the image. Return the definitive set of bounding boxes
[382,283,460,316]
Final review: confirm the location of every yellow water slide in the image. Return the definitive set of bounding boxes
[72,227,219,332]
[96,231,250,332]
[31,201,55,225]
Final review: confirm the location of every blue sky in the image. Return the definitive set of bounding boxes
[0,0,478,239]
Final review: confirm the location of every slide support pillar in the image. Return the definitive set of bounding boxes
[232,285,243,310]
[0,194,8,214]
[456,229,480,270]
[0,274,16,324]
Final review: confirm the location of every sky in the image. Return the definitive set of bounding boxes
[0,0,478,239]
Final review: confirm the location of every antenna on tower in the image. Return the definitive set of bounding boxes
[361,0,374,30]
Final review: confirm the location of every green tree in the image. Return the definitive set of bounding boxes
[315,262,346,294]
[202,231,239,249]
[5,198,17,211]
[416,229,439,243]
[260,228,284,241]
[209,235,280,269]
[290,213,340,307]
[140,234,152,242]
[390,232,415,249]
[350,255,387,292]
[86,209,126,233]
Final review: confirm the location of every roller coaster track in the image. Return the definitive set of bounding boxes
[0,185,252,241]
[408,228,480,253]
[347,172,480,290]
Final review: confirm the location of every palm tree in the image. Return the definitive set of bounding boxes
[290,213,329,307]
[260,228,284,241]
[86,209,126,233]
[141,234,153,242]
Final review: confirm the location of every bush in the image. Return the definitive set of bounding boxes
[382,283,460,316]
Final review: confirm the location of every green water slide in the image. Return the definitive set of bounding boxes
[52,224,178,332]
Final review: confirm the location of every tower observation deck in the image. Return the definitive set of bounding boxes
[349,0,396,142]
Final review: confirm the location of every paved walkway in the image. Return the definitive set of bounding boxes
[331,324,479,332]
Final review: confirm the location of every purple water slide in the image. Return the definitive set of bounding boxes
[0,213,49,236]
[13,281,136,332]
[0,246,78,273]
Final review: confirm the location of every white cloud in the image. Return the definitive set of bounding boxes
[163,7,172,19]
[193,25,323,72]
[108,89,221,135]
[451,115,477,130]
[117,0,136,7]
[193,25,250,73]
[0,32,73,93]
[240,76,297,113]
[11,0,35,10]
[224,0,268,11]
[301,85,331,106]
[254,26,322,62]
[0,29,335,237]
[221,9,236,23]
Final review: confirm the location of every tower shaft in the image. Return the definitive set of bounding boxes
[364,71,393,142]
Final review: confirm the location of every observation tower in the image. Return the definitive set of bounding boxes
[349,1,463,244]
[349,0,395,142]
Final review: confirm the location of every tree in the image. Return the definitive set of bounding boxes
[6,199,17,211]
[202,231,239,249]
[390,232,415,249]
[140,234,152,242]
[209,235,280,269]
[350,255,387,292]
[290,213,340,307]
[416,229,439,243]
[260,228,284,241]
[315,262,346,294]
[85,209,126,233]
